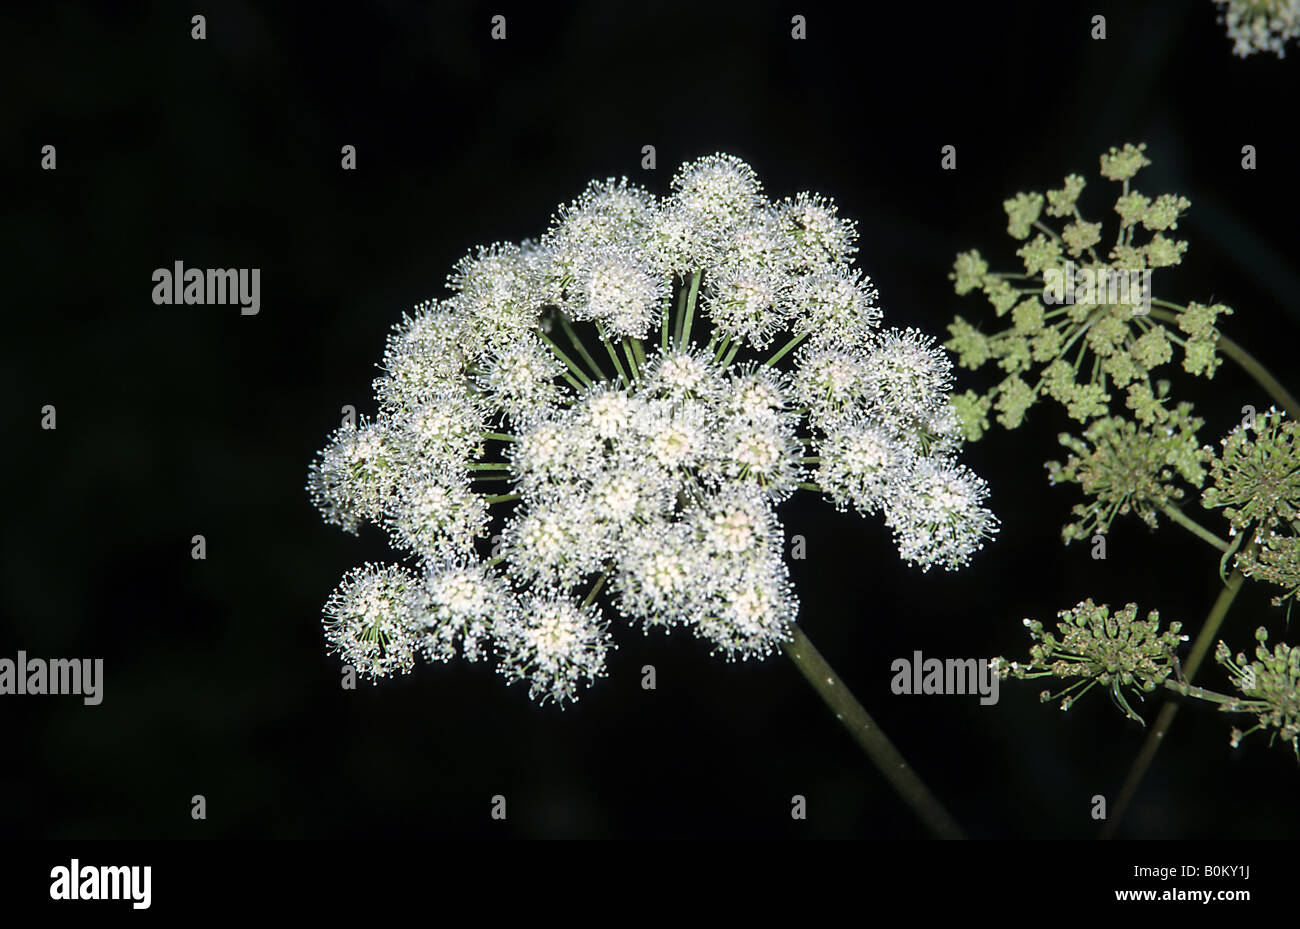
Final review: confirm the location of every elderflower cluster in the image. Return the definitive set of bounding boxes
[308,154,997,704]
[945,143,1232,438]
[1215,0,1300,58]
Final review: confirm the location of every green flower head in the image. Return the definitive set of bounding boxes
[1217,627,1300,759]
[946,143,1223,436]
[993,599,1186,725]
[1202,408,1300,534]
[1047,403,1208,543]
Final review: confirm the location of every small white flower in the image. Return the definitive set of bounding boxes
[694,551,796,661]
[495,595,614,705]
[634,399,715,472]
[777,191,859,270]
[307,416,402,532]
[613,519,702,629]
[641,346,726,401]
[447,242,546,349]
[791,267,882,350]
[575,384,637,440]
[374,301,470,410]
[791,344,870,430]
[704,264,790,349]
[476,334,569,425]
[503,491,609,589]
[323,563,421,680]
[885,457,1000,572]
[860,328,955,433]
[393,395,487,471]
[510,415,600,499]
[544,177,660,277]
[415,558,517,663]
[564,245,667,341]
[818,422,914,515]
[670,152,764,241]
[1215,0,1300,57]
[386,473,490,559]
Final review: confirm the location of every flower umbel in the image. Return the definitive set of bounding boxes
[945,143,1233,437]
[991,600,1187,725]
[1202,408,1300,534]
[309,154,998,704]
[1214,0,1300,58]
[1046,400,1210,543]
[1216,627,1300,758]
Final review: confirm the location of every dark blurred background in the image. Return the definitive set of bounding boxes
[3,0,1298,839]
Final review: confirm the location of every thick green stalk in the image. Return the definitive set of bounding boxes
[783,624,965,840]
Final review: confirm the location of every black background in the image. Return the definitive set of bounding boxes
[3,0,1299,840]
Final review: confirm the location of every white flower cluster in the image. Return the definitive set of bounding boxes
[308,153,998,704]
[1215,0,1300,57]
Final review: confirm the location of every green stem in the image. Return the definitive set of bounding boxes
[1160,677,1256,708]
[467,462,511,471]
[581,573,607,608]
[557,313,607,382]
[668,285,686,351]
[1032,220,1062,245]
[538,330,593,389]
[1099,555,1250,839]
[797,482,823,493]
[678,271,702,348]
[595,321,630,387]
[764,332,807,367]
[484,493,521,505]
[1158,503,1230,552]
[622,340,641,382]
[481,432,517,443]
[783,624,965,840]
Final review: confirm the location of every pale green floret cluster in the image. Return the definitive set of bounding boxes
[309,154,997,703]
[1046,401,1210,544]
[945,143,1231,440]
